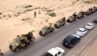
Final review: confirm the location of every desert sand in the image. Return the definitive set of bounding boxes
[0,0,97,55]
[80,36,97,56]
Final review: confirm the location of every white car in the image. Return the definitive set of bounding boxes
[75,28,88,37]
[72,34,80,39]
[43,47,65,56]
[85,23,95,30]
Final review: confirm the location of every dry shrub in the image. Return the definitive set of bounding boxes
[24,5,32,8]
[48,12,56,17]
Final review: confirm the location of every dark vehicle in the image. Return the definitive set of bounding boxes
[67,13,77,23]
[93,18,97,23]
[92,6,97,12]
[9,32,35,52]
[85,8,93,16]
[76,11,85,19]
[91,6,97,13]
[39,26,54,36]
[54,17,66,28]
[63,35,80,48]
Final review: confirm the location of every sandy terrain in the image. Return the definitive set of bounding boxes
[80,36,97,56]
[0,0,97,54]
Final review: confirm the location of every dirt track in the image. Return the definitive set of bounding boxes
[80,35,97,56]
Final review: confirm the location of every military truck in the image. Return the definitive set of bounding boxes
[76,11,85,19]
[39,26,54,36]
[67,13,77,23]
[54,17,66,28]
[91,6,97,13]
[9,32,35,52]
[85,8,93,16]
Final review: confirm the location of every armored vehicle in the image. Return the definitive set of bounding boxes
[85,8,93,16]
[9,32,35,52]
[54,17,66,28]
[67,13,77,23]
[76,11,85,19]
[92,6,97,12]
[39,26,54,36]
[90,6,97,13]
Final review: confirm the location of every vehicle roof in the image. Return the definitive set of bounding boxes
[47,47,64,55]
[72,34,80,38]
[78,28,86,31]
[87,23,93,25]
[55,47,65,53]
[47,48,59,55]
[63,35,78,42]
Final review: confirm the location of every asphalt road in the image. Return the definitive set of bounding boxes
[6,12,97,56]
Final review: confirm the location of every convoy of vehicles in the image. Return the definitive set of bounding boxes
[85,6,97,16]
[8,6,97,56]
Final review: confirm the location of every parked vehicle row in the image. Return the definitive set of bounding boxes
[63,23,95,48]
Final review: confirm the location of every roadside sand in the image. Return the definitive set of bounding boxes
[0,0,97,53]
[80,36,97,56]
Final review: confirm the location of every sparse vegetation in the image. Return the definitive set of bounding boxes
[24,5,32,8]
[83,0,97,4]
[47,12,56,17]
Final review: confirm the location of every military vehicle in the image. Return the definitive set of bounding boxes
[39,26,54,36]
[76,11,85,19]
[91,6,97,13]
[54,17,66,28]
[67,13,77,23]
[85,8,93,16]
[9,32,35,52]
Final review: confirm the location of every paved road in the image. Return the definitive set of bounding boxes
[6,12,97,56]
